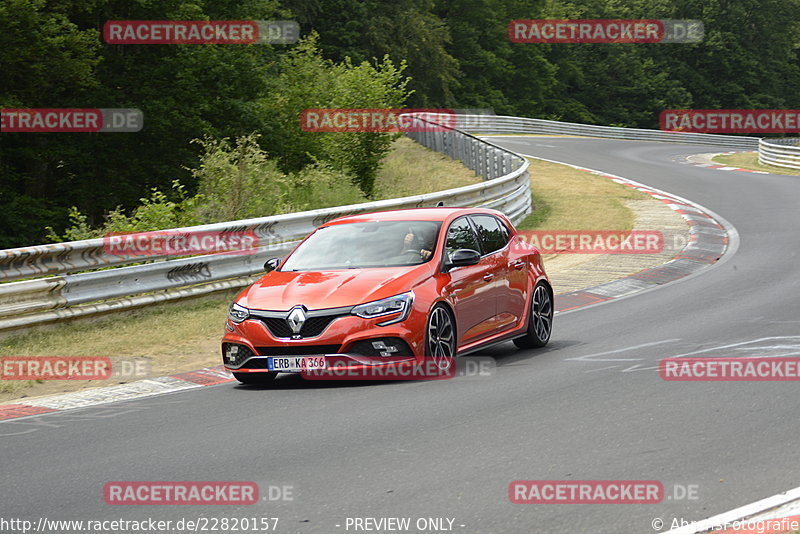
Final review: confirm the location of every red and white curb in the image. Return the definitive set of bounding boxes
[0,366,235,421]
[517,154,739,315]
[665,485,800,533]
[675,152,769,174]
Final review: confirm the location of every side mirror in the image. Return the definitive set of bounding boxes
[445,249,480,271]
[264,257,281,272]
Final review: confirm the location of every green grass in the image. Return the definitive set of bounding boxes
[517,158,648,231]
[713,151,800,176]
[373,136,480,198]
[517,189,552,229]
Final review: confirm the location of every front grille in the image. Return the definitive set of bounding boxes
[256,345,340,356]
[222,343,254,367]
[259,314,343,339]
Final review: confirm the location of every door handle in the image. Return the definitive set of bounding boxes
[482,273,494,281]
[511,260,525,270]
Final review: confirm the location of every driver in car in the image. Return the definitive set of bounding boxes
[400,226,435,261]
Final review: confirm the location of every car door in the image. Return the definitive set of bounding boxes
[469,215,527,333]
[443,216,498,345]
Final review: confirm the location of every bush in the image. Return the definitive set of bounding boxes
[48,134,369,241]
[259,34,410,196]
[45,182,197,241]
[285,161,367,211]
[191,134,291,223]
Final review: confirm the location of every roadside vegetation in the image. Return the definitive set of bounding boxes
[47,136,480,240]
[4,0,800,247]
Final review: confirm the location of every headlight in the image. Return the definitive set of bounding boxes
[351,292,414,326]
[228,303,250,323]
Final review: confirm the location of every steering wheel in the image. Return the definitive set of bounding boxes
[400,249,423,261]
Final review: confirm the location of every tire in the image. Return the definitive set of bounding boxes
[425,304,457,370]
[513,281,553,349]
[233,371,278,385]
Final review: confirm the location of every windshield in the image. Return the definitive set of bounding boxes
[281,220,441,271]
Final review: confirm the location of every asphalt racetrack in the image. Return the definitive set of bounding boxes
[2,137,799,534]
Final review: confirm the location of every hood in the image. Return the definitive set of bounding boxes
[239,266,432,311]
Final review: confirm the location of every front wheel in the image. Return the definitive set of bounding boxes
[426,304,456,370]
[513,282,553,349]
[233,371,277,385]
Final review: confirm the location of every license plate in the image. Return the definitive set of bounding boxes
[267,356,326,372]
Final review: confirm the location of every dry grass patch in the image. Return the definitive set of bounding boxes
[518,158,649,231]
[374,136,480,198]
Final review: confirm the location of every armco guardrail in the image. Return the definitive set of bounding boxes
[0,112,769,334]
[0,115,531,332]
[758,138,800,170]
[458,114,761,150]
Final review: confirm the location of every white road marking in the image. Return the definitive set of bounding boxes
[566,339,680,362]
[669,336,800,359]
[666,485,800,533]
[620,364,660,373]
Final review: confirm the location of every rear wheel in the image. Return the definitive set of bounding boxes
[426,304,456,370]
[233,371,278,385]
[513,282,553,349]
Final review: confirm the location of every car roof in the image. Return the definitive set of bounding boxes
[323,207,500,226]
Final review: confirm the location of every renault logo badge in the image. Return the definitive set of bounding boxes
[287,306,307,334]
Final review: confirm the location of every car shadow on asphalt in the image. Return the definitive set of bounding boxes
[231,373,398,390]
[469,339,581,367]
[232,339,581,390]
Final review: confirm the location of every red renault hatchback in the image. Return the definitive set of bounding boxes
[222,207,552,384]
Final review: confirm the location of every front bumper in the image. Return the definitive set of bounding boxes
[221,308,428,374]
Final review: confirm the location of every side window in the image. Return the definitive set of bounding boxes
[471,215,508,255]
[445,218,480,260]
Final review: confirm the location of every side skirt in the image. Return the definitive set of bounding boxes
[456,326,528,357]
